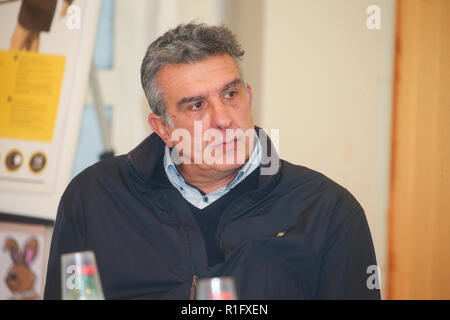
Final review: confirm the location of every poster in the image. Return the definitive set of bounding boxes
[0,221,49,300]
[0,0,100,219]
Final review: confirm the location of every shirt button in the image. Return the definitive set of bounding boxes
[179,186,183,191]
[203,196,209,202]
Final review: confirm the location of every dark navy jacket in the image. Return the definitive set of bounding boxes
[44,128,380,300]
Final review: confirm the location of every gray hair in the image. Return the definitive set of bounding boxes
[140,22,245,127]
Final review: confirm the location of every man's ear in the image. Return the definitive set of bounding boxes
[148,113,174,147]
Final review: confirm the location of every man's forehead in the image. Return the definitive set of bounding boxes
[156,54,241,94]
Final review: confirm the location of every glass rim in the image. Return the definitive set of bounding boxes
[197,276,235,284]
[61,250,96,259]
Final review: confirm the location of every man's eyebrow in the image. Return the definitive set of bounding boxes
[176,79,244,108]
[222,78,244,92]
[177,95,205,108]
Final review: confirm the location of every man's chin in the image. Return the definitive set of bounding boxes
[205,162,246,174]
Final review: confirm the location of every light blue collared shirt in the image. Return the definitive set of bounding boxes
[164,132,262,209]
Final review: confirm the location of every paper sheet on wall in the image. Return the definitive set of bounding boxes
[0,50,66,142]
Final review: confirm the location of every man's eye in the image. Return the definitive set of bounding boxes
[224,91,237,99]
[190,102,202,110]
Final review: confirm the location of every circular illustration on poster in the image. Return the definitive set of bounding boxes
[5,150,23,172]
[29,152,47,173]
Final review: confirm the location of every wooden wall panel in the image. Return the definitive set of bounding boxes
[388,0,450,299]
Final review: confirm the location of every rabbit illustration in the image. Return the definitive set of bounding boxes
[3,237,39,300]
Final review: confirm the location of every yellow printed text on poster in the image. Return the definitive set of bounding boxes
[0,50,65,142]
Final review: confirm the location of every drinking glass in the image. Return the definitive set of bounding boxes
[196,277,237,300]
[61,250,105,300]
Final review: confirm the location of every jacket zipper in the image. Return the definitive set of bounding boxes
[174,200,201,300]
[189,274,198,300]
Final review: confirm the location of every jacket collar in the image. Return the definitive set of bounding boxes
[127,125,281,190]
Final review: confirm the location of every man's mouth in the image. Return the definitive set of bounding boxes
[217,137,240,149]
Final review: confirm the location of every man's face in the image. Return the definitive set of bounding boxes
[155,54,255,173]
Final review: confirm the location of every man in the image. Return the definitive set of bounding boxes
[44,23,380,299]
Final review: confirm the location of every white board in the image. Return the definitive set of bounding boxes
[0,0,101,220]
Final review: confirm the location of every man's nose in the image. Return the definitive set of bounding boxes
[210,99,232,129]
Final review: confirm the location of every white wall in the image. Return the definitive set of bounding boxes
[258,0,395,297]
